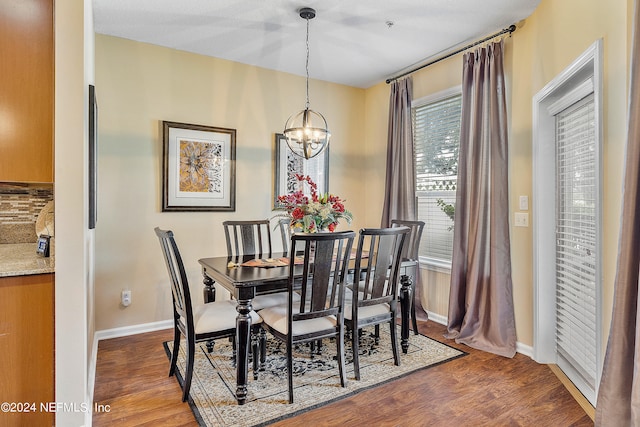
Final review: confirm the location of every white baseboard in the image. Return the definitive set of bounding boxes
[516,341,533,358]
[94,319,173,342]
[426,311,448,326]
[425,311,533,358]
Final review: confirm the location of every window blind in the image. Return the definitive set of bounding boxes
[413,93,461,263]
[555,93,597,389]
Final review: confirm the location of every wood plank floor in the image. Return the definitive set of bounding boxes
[93,321,593,426]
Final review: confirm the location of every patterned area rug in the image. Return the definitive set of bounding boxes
[163,327,465,427]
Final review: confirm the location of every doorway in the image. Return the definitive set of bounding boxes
[532,40,603,406]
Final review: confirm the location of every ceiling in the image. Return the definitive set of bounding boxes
[93,0,540,89]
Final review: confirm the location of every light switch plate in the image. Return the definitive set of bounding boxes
[519,195,529,211]
[515,212,529,227]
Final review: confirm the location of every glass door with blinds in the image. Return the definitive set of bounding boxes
[554,92,599,404]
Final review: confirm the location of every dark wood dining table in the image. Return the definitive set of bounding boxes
[198,252,416,405]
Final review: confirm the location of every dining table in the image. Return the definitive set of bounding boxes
[198,252,417,405]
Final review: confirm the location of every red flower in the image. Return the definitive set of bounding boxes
[332,201,345,213]
[291,207,304,220]
[328,223,336,232]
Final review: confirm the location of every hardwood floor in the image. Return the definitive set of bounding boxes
[93,321,593,426]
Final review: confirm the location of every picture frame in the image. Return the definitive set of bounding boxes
[162,121,236,212]
[88,84,98,229]
[273,133,329,208]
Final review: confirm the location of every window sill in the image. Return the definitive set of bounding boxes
[419,257,452,274]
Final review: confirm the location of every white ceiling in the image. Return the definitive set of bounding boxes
[93,0,540,89]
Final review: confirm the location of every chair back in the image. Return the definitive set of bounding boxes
[154,227,194,336]
[289,231,355,328]
[352,227,409,308]
[223,220,273,258]
[277,217,292,255]
[390,219,424,261]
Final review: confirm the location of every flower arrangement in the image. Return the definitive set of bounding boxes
[276,174,353,233]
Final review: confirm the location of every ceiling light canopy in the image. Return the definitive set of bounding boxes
[283,7,330,160]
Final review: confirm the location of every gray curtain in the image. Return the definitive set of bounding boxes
[381,76,428,322]
[381,77,416,227]
[445,40,517,358]
[595,1,640,424]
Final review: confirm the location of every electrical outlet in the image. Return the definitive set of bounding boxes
[514,212,529,227]
[121,290,132,307]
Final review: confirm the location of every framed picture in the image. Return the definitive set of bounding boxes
[162,121,236,212]
[274,133,329,208]
[88,84,98,229]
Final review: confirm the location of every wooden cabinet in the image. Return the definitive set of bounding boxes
[0,274,54,427]
[0,0,54,183]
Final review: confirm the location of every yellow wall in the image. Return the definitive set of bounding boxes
[364,0,628,348]
[94,35,366,330]
[95,0,630,356]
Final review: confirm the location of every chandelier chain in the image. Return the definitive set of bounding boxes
[305,16,310,109]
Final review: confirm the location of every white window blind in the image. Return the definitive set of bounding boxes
[413,92,461,264]
[555,93,597,390]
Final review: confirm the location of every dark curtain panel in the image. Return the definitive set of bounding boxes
[445,40,517,358]
[595,1,640,424]
[381,77,416,227]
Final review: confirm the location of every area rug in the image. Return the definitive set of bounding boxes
[163,327,465,427]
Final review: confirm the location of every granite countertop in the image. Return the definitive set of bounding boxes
[0,243,55,277]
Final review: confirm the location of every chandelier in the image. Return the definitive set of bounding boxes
[283,7,330,160]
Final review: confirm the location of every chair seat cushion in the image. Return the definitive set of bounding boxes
[259,303,336,336]
[193,300,261,335]
[344,302,390,321]
[252,291,300,311]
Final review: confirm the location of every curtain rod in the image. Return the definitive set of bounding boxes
[385,24,516,84]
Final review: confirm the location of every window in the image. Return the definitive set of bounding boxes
[413,87,462,267]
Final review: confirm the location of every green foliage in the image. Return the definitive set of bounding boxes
[436,198,455,231]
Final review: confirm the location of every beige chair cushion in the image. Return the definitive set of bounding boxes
[259,303,337,336]
[252,291,300,311]
[343,302,390,321]
[192,300,261,335]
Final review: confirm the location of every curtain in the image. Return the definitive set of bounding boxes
[381,77,416,227]
[381,76,428,322]
[445,40,517,358]
[595,1,640,424]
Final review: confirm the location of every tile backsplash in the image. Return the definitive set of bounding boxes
[0,183,54,244]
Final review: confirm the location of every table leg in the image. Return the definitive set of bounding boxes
[406,262,421,335]
[235,290,254,405]
[203,274,216,303]
[399,274,411,354]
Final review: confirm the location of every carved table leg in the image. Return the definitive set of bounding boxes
[399,274,412,354]
[251,328,261,380]
[203,274,216,303]
[235,290,254,405]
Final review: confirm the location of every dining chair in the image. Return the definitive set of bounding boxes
[258,230,355,403]
[277,217,292,254]
[390,219,425,335]
[154,227,263,402]
[222,219,293,311]
[344,226,409,380]
[223,219,273,258]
